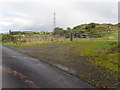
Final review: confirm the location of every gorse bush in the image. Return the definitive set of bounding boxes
[2,34,17,43]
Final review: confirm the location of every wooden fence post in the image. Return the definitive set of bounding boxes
[70,32,73,41]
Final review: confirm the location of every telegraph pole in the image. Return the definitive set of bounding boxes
[53,12,56,31]
[9,30,12,35]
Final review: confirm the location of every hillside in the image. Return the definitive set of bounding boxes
[54,23,119,38]
[73,23,118,32]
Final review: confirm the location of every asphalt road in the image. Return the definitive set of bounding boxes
[2,45,93,88]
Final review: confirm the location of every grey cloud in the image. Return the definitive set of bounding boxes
[0,1,118,33]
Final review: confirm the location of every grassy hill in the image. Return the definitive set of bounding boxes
[73,23,118,32]
[53,23,119,39]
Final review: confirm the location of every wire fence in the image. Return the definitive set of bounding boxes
[74,32,118,42]
[12,32,118,44]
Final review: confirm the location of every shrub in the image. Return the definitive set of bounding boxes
[2,34,17,43]
[20,39,27,43]
[85,22,96,31]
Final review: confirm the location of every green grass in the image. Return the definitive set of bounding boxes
[2,42,18,47]
[70,41,118,72]
[95,53,118,72]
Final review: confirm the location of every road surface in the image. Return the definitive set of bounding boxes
[2,45,93,88]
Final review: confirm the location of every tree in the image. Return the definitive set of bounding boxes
[66,27,71,31]
[59,30,68,36]
[53,27,63,34]
[10,31,21,35]
[54,27,63,32]
[85,22,96,31]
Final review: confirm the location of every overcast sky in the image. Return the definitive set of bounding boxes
[0,0,119,33]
